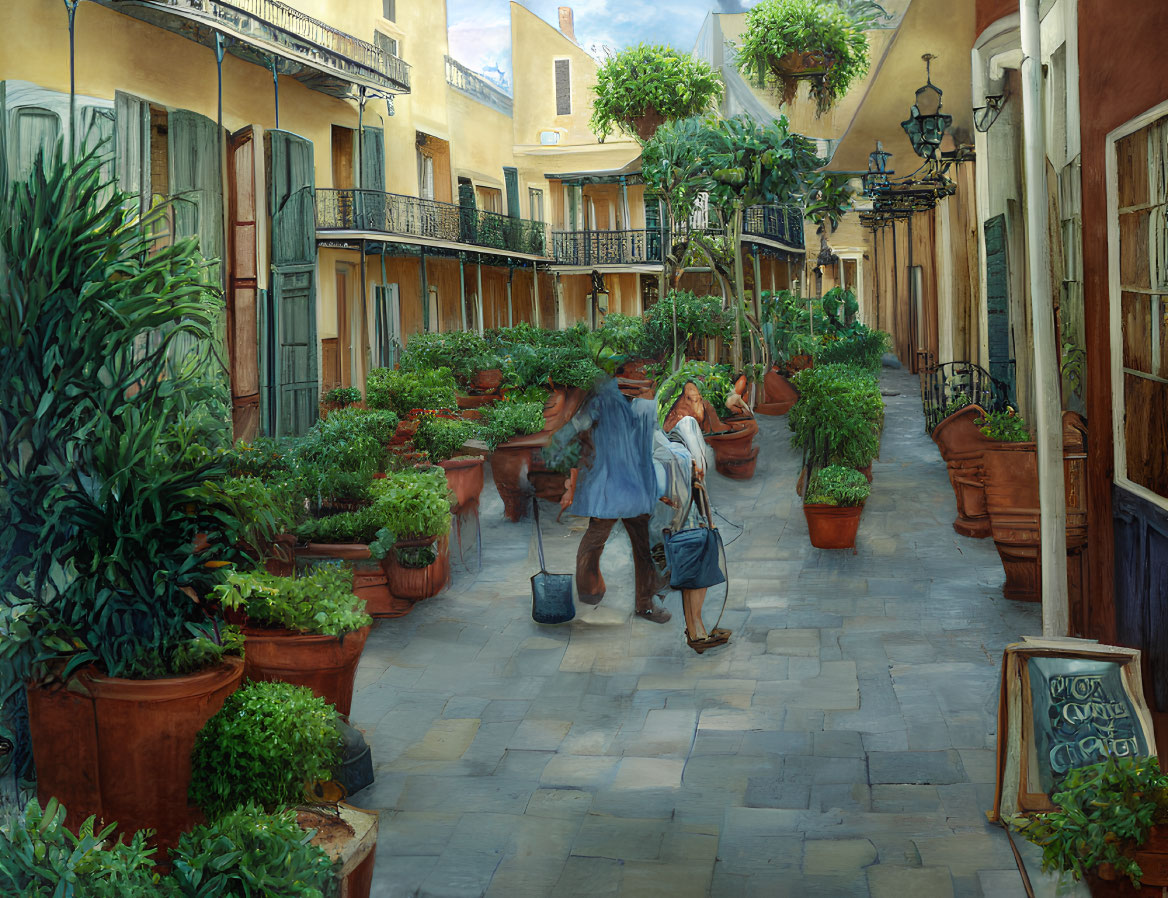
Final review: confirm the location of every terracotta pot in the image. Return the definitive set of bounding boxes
[772,50,837,77]
[617,359,655,381]
[385,534,450,601]
[439,456,485,511]
[705,417,759,479]
[1089,826,1168,894]
[787,354,814,374]
[931,405,992,538]
[858,464,873,483]
[756,368,799,416]
[490,387,588,522]
[632,107,667,141]
[469,368,503,392]
[243,625,370,717]
[979,412,1089,602]
[300,542,413,619]
[297,804,379,898]
[26,658,243,853]
[389,418,419,446]
[803,503,864,549]
[717,445,760,480]
[456,392,500,410]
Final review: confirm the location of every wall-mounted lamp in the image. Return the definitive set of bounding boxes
[862,141,894,198]
[901,54,953,161]
[973,91,1009,132]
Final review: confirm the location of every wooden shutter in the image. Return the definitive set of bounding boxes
[554,59,571,116]
[169,109,223,272]
[228,127,260,441]
[458,179,477,245]
[115,91,151,215]
[265,129,318,437]
[984,214,1014,403]
[8,106,60,184]
[358,126,385,231]
[372,283,401,368]
[504,167,520,218]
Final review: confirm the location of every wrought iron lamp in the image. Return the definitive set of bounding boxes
[973,91,1008,132]
[901,55,952,160]
[862,141,894,198]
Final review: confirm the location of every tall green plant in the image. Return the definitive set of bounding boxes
[788,363,883,469]
[0,143,232,688]
[590,44,723,142]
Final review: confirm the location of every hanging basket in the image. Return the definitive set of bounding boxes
[767,51,838,112]
[631,107,667,142]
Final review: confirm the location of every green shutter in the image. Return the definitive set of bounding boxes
[114,92,150,215]
[168,109,223,271]
[504,167,519,218]
[358,126,385,230]
[984,214,1014,404]
[265,129,318,437]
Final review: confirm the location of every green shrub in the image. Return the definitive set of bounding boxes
[817,329,890,372]
[804,465,870,506]
[213,564,370,637]
[413,413,475,463]
[645,291,734,345]
[398,331,500,384]
[322,386,361,406]
[366,367,458,417]
[195,474,297,565]
[789,363,883,469]
[190,681,341,820]
[735,0,871,114]
[376,467,453,541]
[478,398,547,450]
[168,803,335,898]
[1011,756,1168,887]
[590,44,723,142]
[0,797,164,897]
[975,408,1030,442]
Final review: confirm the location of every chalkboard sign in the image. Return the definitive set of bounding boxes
[1027,656,1150,795]
[991,637,1158,821]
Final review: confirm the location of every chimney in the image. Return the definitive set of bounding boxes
[558,7,576,42]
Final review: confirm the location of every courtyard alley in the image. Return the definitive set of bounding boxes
[349,368,1049,897]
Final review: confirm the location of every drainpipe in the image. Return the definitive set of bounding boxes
[1020,0,1068,637]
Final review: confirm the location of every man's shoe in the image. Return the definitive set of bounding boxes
[634,603,671,624]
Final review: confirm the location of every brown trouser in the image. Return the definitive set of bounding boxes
[576,514,658,610]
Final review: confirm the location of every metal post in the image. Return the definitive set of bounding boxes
[359,241,368,386]
[475,261,484,335]
[533,263,540,327]
[506,267,514,327]
[356,87,366,191]
[420,250,430,333]
[64,0,79,160]
[270,57,280,129]
[459,256,468,331]
[1021,0,1068,637]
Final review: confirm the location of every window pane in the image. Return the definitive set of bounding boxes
[1122,291,1153,373]
[383,0,395,21]
[554,59,571,115]
[1125,373,1168,499]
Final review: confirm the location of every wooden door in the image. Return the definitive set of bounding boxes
[228,126,259,441]
[265,129,318,437]
[984,214,1014,402]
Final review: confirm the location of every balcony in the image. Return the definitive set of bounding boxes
[551,229,664,267]
[445,56,512,116]
[316,189,548,258]
[743,204,805,251]
[94,0,410,97]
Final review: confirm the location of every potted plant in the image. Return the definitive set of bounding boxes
[480,389,570,521]
[788,363,884,487]
[398,331,503,398]
[930,401,993,538]
[321,385,363,417]
[1011,756,1168,894]
[213,564,372,717]
[589,43,724,142]
[366,366,459,420]
[0,146,246,852]
[734,0,871,115]
[802,464,870,549]
[658,361,761,479]
[976,408,1089,602]
[372,467,454,602]
[412,411,483,509]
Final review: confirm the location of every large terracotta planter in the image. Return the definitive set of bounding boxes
[979,412,1088,603]
[385,533,450,601]
[243,625,370,717]
[803,503,864,549]
[439,455,485,511]
[1087,826,1168,894]
[755,368,799,416]
[297,804,379,898]
[300,542,413,618]
[469,368,503,393]
[705,416,760,480]
[490,387,587,522]
[26,658,243,852]
[931,404,992,538]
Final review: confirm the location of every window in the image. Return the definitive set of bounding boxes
[476,186,502,214]
[417,148,434,200]
[554,59,571,116]
[529,187,544,222]
[1108,104,1168,506]
[382,0,395,21]
[539,130,561,146]
[331,125,354,189]
[689,191,709,230]
[374,31,398,59]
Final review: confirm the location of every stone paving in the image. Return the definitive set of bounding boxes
[350,368,1046,897]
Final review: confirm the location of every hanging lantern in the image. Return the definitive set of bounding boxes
[862,141,894,197]
[901,54,952,160]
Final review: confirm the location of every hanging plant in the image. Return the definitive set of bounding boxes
[590,44,724,143]
[734,0,871,115]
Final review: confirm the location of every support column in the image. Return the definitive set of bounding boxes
[476,261,484,335]
[420,251,430,333]
[506,268,514,327]
[1021,0,1068,637]
[533,264,541,328]
[459,256,468,331]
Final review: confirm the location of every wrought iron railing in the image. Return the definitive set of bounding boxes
[919,360,1013,434]
[743,204,805,250]
[316,188,547,257]
[121,0,411,92]
[444,56,512,116]
[551,229,664,267]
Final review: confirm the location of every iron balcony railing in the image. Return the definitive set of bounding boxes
[101,0,411,94]
[444,56,512,116]
[316,188,548,257]
[551,204,805,266]
[552,229,664,267]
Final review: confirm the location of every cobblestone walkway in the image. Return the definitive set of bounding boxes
[351,368,1044,897]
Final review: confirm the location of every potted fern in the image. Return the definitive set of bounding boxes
[373,467,454,601]
[412,411,483,509]
[735,0,871,115]
[802,465,870,549]
[590,44,723,142]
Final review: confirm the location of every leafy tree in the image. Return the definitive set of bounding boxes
[805,173,855,296]
[590,44,723,143]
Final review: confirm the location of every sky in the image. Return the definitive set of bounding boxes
[445,0,764,93]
